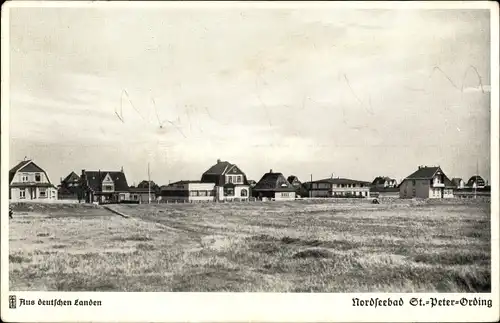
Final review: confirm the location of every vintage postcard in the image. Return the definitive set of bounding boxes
[1,1,499,322]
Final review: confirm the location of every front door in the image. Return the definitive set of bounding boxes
[30,187,36,199]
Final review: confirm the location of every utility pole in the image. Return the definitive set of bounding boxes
[310,174,313,198]
[474,160,478,199]
[148,162,151,204]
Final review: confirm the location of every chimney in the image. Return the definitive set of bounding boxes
[270,169,273,173]
[217,159,221,164]
[121,166,124,173]
[81,169,86,176]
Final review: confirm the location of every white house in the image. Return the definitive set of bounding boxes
[399,166,454,199]
[9,159,58,201]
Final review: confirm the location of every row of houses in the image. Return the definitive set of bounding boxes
[8,158,490,203]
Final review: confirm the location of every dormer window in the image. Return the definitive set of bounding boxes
[35,173,41,182]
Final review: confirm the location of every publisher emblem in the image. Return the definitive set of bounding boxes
[9,295,17,309]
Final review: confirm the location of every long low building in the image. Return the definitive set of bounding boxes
[369,187,400,198]
[309,178,371,198]
[160,181,216,202]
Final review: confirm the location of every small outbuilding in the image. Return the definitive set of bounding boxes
[252,170,296,201]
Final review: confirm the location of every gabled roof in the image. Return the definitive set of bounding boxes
[372,176,396,185]
[253,172,296,192]
[136,180,160,192]
[9,160,52,185]
[467,175,486,187]
[403,166,455,187]
[202,160,234,175]
[82,171,129,192]
[405,166,441,179]
[62,171,80,183]
[287,175,302,184]
[443,176,455,188]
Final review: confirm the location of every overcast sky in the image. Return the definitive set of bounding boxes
[8,5,492,186]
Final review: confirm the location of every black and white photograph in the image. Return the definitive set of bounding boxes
[2,1,498,322]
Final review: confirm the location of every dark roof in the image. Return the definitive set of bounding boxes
[9,161,31,183]
[160,180,208,189]
[443,176,454,188]
[372,176,396,185]
[405,166,441,179]
[311,178,371,185]
[137,180,159,189]
[202,160,234,175]
[467,175,486,187]
[247,180,257,185]
[62,171,80,184]
[253,172,296,192]
[451,178,463,186]
[9,160,53,185]
[82,171,129,192]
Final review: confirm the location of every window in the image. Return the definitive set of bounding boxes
[39,188,47,198]
[190,191,198,197]
[21,174,29,182]
[224,187,234,196]
[20,189,26,199]
[199,190,207,196]
[412,180,416,186]
[241,189,248,197]
[236,175,242,184]
[360,184,364,188]
[228,176,233,184]
[103,185,113,191]
[35,173,41,182]
[282,192,289,197]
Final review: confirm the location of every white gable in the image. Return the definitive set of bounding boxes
[103,173,113,183]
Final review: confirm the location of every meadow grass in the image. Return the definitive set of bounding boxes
[9,199,491,292]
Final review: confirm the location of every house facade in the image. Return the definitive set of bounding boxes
[466,175,486,188]
[399,166,454,199]
[58,171,83,200]
[371,176,398,188]
[451,178,466,189]
[80,169,130,203]
[200,159,251,202]
[9,160,58,201]
[252,170,296,200]
[129,180,160,203]
[369,187,400,198]
[160,181,215,202]
[309,178,371,198]
[287,175,309,198]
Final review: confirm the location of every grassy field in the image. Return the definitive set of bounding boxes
[9,199,491,292]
